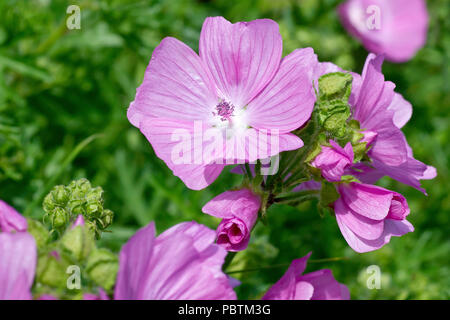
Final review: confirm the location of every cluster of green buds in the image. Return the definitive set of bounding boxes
[43,178,113,238]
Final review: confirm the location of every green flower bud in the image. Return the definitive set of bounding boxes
[99,209,113,229]
[61,224,95,262]
[36,250,73,289]
[318,72,353,102]
[26,218,50,249]
[86,248,118,291]
[52,207,68,229]
[52,185,70,205]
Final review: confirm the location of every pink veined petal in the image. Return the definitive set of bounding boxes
[338,183,393,220]
[0,232,36,300]
[300,269,350,300]
[202,189,255,219]
[336,215,414,253]
[139,117,224,190]
[388,93,413,129]
[199,17,282,107]
[127,37,217,127]
[247,48,318,133]
[140,224,236,300]
[334,198,385,241]
[262,253,312,300]
[0,200,27,233]
[114,222,156,300]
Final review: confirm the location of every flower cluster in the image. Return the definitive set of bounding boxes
[0,1,436,301]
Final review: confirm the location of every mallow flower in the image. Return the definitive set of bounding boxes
[338,0,428,62]
[128,16,318,190]
[315,54,436,193]
[114,221,237,299]
[0,200,36,300]
[311,141,354,182]
[334,182,413,253]
[202,188,260,252]
[263,252,349,300]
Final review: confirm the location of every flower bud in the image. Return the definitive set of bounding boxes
[311,140,354,182]
[202,189,261,252]
[86,248,118,291]
[26,218,50,249]
[36,250,73,288]
[61,215,95,262]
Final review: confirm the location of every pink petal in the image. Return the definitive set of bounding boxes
[139,117,224,190]
[334,198,385,240]
[388,93,413,129]
[114,222,156,300]
[263,253,312,300]
[338,183,393,220]
[338,0,428,62]
[300,269,350,300]
[202,189,260,219]
[0,232,36,300]
[127,37,217,127]
[247,48,317,133]
[199,17,282,107]
[0,200,27,233]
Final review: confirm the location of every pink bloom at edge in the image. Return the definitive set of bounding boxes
[0,200,36,300]
[263,252,349,300]
[335,182,413,253]
[114,221,236,300]
[311,140,354,182]
[338,0,428,62]
[202,188,261,252]
[315,54,436,193]
[127,16,318,190]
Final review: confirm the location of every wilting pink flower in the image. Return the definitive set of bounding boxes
[338,0,428,62]
[311,141,354,182]
[0,200,27,232]
[0,232,37,300]
[335,182,413,253]
[315,54,436,193]
[263,252,349,300]
[202,189,260,252]
[128,16,318,190]
[114,221,236,300]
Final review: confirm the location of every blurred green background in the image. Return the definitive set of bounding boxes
[0,0,448,299]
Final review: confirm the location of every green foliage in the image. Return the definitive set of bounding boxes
[0,0,448,299]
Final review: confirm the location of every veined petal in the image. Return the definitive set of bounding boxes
[127,37,217,127]
[0,200,27,233]
[139,117,224,190]
[300,269,350,300]
[199,17,282,107]
[334,198,384,240]
[247,48,317,133]
[388,93,413,129]
[0,232,36,300]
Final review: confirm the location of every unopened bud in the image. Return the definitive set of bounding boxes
[86,248,118,291]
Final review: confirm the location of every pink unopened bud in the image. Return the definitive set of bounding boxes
[202,189,261,252]
[311,140,354,182]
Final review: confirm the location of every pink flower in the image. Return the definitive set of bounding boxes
[311,140,354,182]
[202,189,260,252]
[338,0,428,62]
[335,182,413,253]
[0,231,37,300]
[0,200,27,233]
[263,253,349,300]
[114,221,236,300]
[315,54,436,193]
[128,16,318,190]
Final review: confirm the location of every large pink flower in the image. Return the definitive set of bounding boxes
[335,182,413,253]
[338,0,428,62]
[263,253,349,300]
[128,17,318,190]
[114,221,236,300]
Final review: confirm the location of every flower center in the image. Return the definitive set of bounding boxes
[213,101,235,122]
